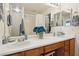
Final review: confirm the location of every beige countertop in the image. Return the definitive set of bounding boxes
[0,34,75,56]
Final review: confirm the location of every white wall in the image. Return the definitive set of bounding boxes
[36,14,45,27]
[24,14,36,35]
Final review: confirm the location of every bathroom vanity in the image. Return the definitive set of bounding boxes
[0,35,74,56]
[8,38,75,56]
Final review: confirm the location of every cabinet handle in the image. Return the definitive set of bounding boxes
[45,51,55,56]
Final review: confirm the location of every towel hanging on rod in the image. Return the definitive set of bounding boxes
[7,13,12,26]
[19,19,25,36]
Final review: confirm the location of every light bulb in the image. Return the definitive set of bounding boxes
[14,7,20,13]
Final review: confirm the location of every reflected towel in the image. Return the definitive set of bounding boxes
[19,19,25,35]
[7,14,12,26]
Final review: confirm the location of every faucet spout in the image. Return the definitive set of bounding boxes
[2,36,7,44]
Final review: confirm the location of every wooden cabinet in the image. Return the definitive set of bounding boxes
[24,47,44,56]
[8,52,24,56]
[44,42,64,56]
[53,47,64,56]
[64,40,70,56]
[44,42,64,53]
[64,38,75,56]
[70,39,75,56]
[8,38,75,56]
[9,47,43,56]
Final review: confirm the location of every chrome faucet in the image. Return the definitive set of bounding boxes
[2,36,8,44]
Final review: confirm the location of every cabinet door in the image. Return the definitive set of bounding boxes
[44,42,64,53]
[8,52,24,56]
[24,47,44,56]
[64,40,70,56]
[53,47,64,56]
[70,39,75,56]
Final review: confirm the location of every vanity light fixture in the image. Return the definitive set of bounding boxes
[14,7,21,13]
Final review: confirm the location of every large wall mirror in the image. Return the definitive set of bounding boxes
[3,3,79,37]
[10,3,79,36]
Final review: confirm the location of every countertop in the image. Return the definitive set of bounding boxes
[0,34,75,56]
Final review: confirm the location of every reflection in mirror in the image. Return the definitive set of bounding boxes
[52,11,71,27]
[71,15,79,26]
[0,3,6,44]
[6,4,25,37]
[45,13,51,33]
[45,6,71,33]
[24,14,36,35]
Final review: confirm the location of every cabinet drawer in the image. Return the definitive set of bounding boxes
[24,47,44,56]
[44,42,64,53]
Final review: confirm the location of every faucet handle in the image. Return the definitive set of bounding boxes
[17,38,25,42]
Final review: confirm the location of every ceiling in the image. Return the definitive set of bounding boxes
[22,3,52,14]
[10,3,79,14]
[23,3,79,14]
[61,3,79,12]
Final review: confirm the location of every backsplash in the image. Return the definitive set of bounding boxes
[51,26,79,36]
